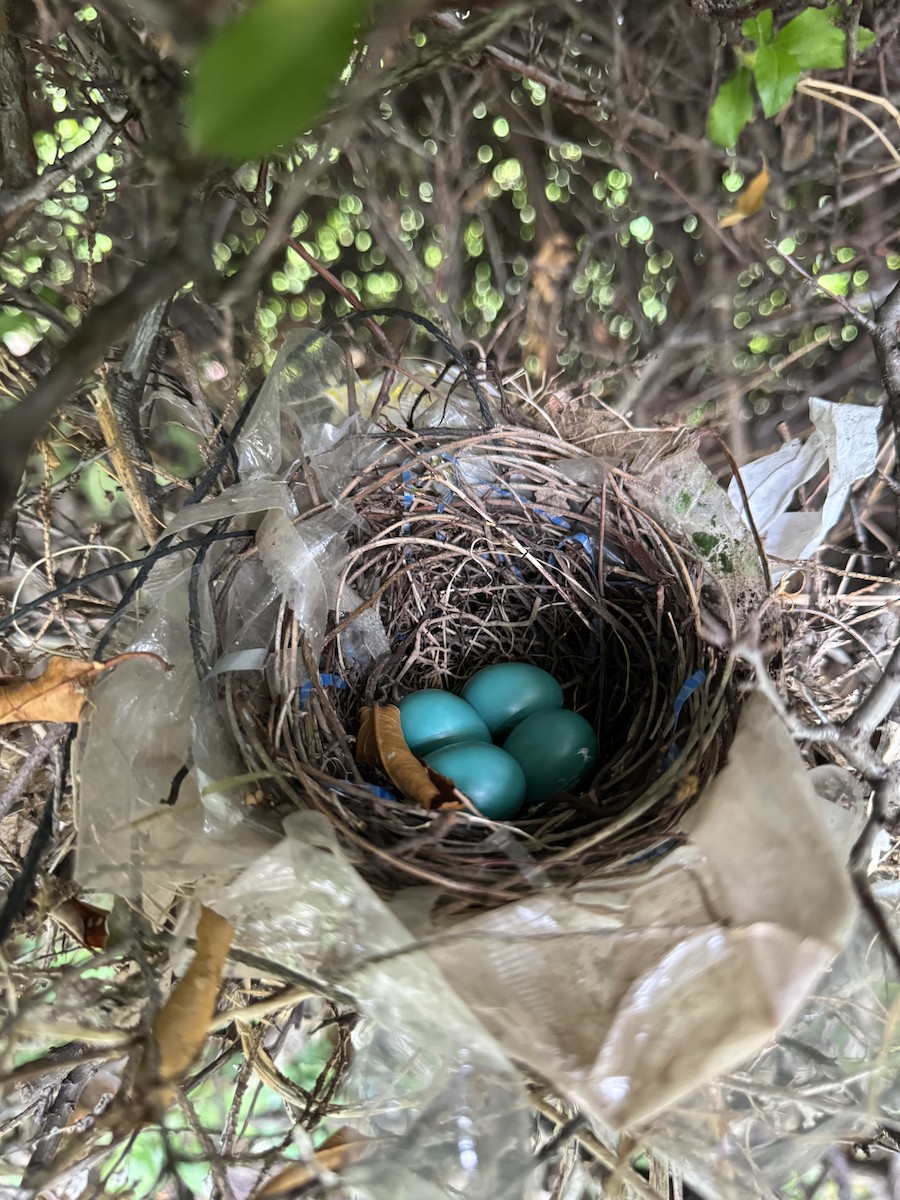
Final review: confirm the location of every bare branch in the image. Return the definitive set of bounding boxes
[0,0,37,189]
[0,118,120,244]
[845,638,900,739]
[872,279,900,471]
[0,230,194,525]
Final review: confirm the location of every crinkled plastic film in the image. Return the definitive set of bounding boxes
[74,334,536,1195]
[644,881,900,1198]
[202,814,533,1200]
[74,331,892,1198]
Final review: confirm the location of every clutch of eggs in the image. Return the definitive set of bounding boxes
[395,663,598,819]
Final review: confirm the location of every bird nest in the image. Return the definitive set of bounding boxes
[224,407,752,911]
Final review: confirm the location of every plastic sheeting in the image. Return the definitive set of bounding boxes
[73,332,892,1199]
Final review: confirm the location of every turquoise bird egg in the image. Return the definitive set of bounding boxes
[460,662,564,739]
[398,689,491,758]
[425,742,527,821]
[503,709,598,803]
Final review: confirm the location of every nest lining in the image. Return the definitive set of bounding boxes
[223,424,744,906]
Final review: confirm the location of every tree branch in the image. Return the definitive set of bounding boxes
[0,117,121,245]
[0,0,37,189]
[872,278,900,474]
[0,233,194,525]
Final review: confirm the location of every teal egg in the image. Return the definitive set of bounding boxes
[503,709,598,803]
[398,689,491,757]
[425,742,527,821]
[460,662,564,739]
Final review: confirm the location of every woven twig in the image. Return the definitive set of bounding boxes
[219,422,745,910]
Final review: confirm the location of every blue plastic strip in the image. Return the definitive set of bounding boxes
[625,836,680,866]
[557,531,594,561]
[361,784,397,803]
[663,668,708,767]
[299,674,349,707]
[672,669,707,726]
[535,505,572,529]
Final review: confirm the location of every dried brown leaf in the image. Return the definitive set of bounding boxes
[717,164,770,228]
[149,905,233,1089]
[50,896,109,950]
[0,652,166,726]
[357,704,459,809]
[254,1128,371,1197]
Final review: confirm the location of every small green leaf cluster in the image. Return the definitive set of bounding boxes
[708,5,875,147]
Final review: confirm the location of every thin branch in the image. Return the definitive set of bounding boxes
[845,638,900,739]
[0,725,68,822]
[767,239,878,332]
[0,734,69,946]
[91,297,171,540]
[850,773,900,976]
[0,0,37,189]
[797,79,900,165]
[0,118,121,243]
[871,279,900,472]
[0,224,196,525]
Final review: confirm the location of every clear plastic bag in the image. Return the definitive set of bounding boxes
[74,332,888,1198]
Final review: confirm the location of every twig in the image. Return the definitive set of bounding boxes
[0,724,68,822]
[797,77,900,139]
[325,306,495,426]
[0,226,194,525]
[0,733,70,947]
[845,638,900,738]
[91,298,171,542]
[850,773,900,975]
[21,1057,100,1185]
[0,528,253,637]
[286,236,393,356]
[766,239,878,334]
[797,79,900,165]
[871,279,900,472]
[0,0,37,190]
[0,118,121,243]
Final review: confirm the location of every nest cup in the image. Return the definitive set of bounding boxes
[227,359,745,907]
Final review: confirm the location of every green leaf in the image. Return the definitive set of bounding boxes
[708,68,754,147]
[0,310,36,340]
[754,42,801,117]
[741,10,773,45]
[188,0,366,161]
[775,4,846,71]
[816,271,851,295]
[856,26,876,53]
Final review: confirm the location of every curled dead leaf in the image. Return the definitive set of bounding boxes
[357,704,459,810]
[0,652,167,726]
[50,896,109,950]
[146,905,233,1096]
[717,164,770,228]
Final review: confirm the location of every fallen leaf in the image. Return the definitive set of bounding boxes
[0,652,166,726]
[357,704,459,810]
[254,1128,371,1197]
[522,231,577,376]
[50,896,109,950]
[148,905,233,1092]
[717,164,770,228]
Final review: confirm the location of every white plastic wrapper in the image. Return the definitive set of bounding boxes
[727,396,881,577]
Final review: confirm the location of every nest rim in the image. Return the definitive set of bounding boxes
[221,420,747,909]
